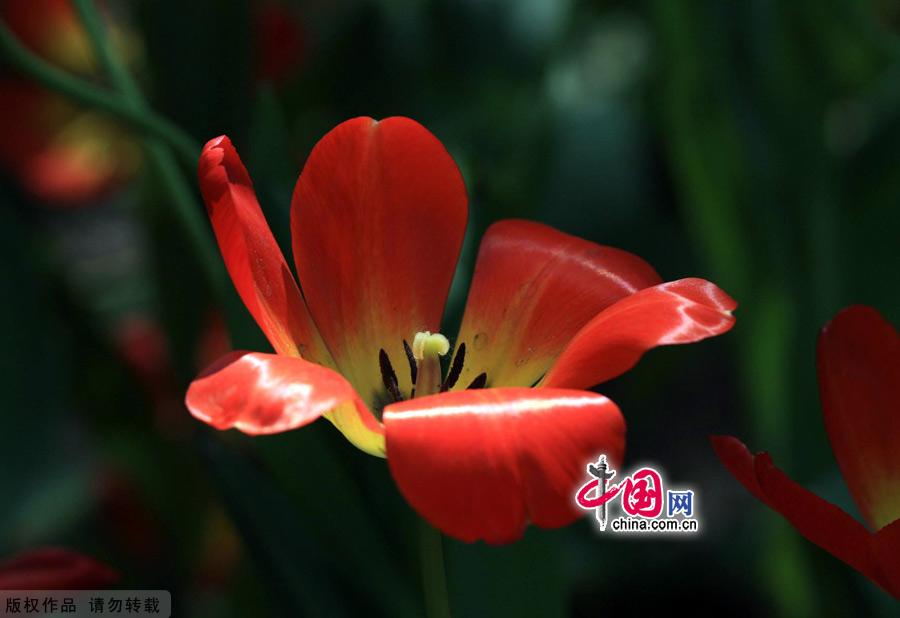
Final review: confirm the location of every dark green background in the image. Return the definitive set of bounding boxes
[2,0,899,616]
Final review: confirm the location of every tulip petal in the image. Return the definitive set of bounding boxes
[198,136,332,364]
[291,117,467,407]
[0,548,118,590]
[753,453,889,589]
[454,220,661,389]
[542,278,736,390]
[709,435,768,503]
[710,436,885,588]
[186,351,384,455]
[384,388,625,543]
[873,519,900,598]
[818,305,900,530]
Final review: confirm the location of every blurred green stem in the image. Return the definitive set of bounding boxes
[651,2,817,616]
[418,518,452,618]
[71,0,141,101]
[66,0,227,299]
[0,18,198,167]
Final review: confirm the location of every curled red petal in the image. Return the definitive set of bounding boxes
[754,453,892,592]
[711,435,889,592]
[542,278,736,390]
[198,136,331,364]
[455,219,661,388]
[384,388,625,544]
[873,519,900,598]
[0,548,118,590]
[291,117,467,407]
[818,305,900,530]
[709,435,768,504]
[186,351,384,455]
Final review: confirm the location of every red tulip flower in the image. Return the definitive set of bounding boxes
[0,548,118,590]
[187,117,737,543]
[712,305,900,597]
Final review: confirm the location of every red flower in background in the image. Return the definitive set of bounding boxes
[712,305,900,597]
[0,0,140,204]
[114,312,230,436]
[186,116,736,543]
[0,548,117,590]
[255,0,307,85]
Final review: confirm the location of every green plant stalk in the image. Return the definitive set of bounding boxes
[418,518,452,618]
[143,140,229,299]
[650,2,817,616]
[71,0,141,100]
[67,0,226,299]
[0,19,198,167]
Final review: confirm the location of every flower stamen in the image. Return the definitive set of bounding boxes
[467,373,487,390]
[412,331,450,360]
[382,335,488,403]
[411,331,450,398]
[440,343,466,392]
[402,339,418,388]
[379,348,403,402]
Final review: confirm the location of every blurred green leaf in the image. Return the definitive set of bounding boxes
[255,427,421,618]
[199,432,353,617]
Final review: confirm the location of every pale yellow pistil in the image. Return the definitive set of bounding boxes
[412,331,450,398]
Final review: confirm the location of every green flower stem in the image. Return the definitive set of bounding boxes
[71,0,141,101]
[0,18,198,168]
[650,3,817,615]
[143,139,229,298]
[418,517,452,618]
[63,0,227,299]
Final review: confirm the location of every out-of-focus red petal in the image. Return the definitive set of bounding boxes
[0,83,131,205]
[199,136,331,365]
[709,435,768,503]
[541,278,736,390]
[1,0,81,62]
[186,351,384,455]
[818,305,900,531]
[753,453,889,590]
[0,548,118,590]
[255,1,306,84]
[291,117,467,406]
[0,83,56,196]
[454,220,661,389]
[195,310,232,371]
[711,435,887,590]
[384,388,624,544]
[873,519,900,598]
